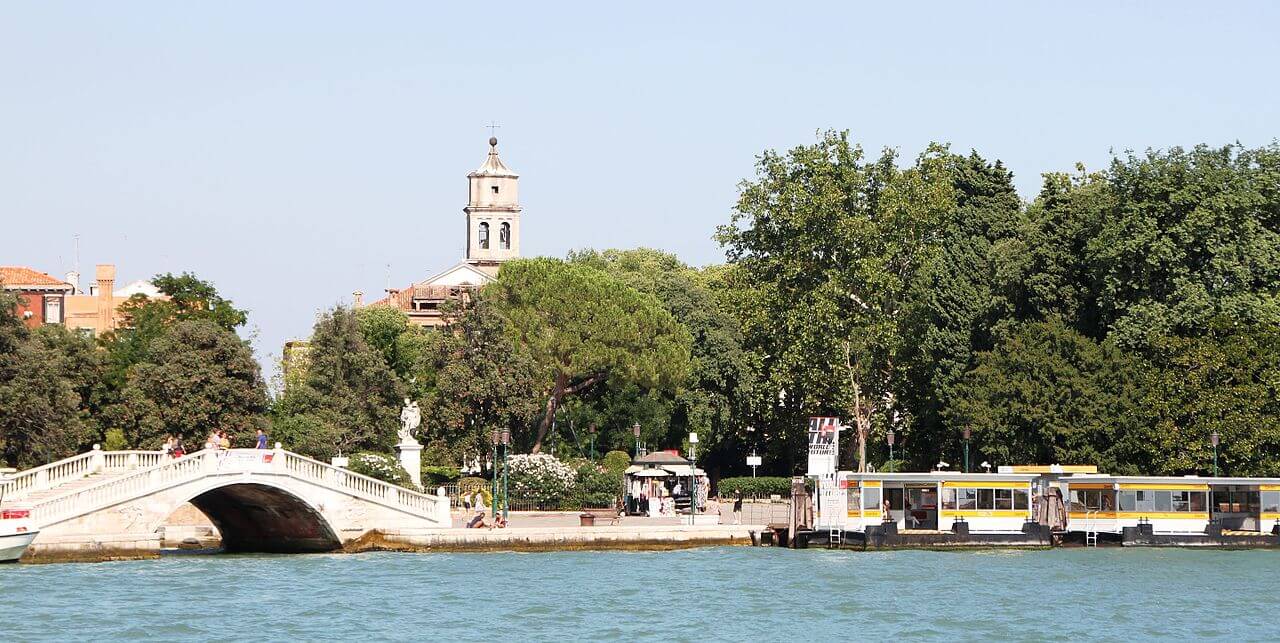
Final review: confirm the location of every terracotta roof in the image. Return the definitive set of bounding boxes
[0,266,72,289]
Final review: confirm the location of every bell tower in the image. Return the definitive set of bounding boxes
[465,136,521,274]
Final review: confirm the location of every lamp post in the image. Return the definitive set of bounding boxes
[489,430,500,520]
[887,430,896,472]
[962,427,972,473]
[688,432,699,525]
[501,429,511,522]
[589,424,597,461]
[1211,432,1220,477]
[632,423,641,458]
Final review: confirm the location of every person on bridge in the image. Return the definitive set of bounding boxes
[255,429,268,449]
[218,431,231,450]
[173,434,185,458]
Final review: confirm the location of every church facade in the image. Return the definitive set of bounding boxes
[364,137,522,327]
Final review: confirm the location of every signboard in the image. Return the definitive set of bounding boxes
[745,455,762,467]
[807,416,840,477]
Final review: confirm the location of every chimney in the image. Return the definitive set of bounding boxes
[353,290,364,308]
[65,270,81,294]
[95,264,116,331]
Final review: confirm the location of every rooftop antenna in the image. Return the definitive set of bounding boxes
[385,263,391,292]
[74,233,80,275]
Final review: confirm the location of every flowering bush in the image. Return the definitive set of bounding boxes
[348,452,415,489]
[506,453,577,507]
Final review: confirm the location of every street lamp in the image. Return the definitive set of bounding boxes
[489,430,500,520]
[501,429,511,522]
[688,432,699,525]
[962,427,972,473]
[1211,432,1220,477]
[632,423,641,457]
[589,424,597,461]
[887,430,896,472]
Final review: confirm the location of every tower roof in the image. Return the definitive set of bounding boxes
[469,137,519,178]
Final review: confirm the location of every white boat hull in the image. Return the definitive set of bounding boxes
[0,531,38,563]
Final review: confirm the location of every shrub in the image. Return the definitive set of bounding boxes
[348,452,415,489]
[601,450,632,475]
[572,461,622,509]
[716,476,794,497]
[422,465,462,486]
[879,459,905,473]
[506,453,576,507]
[103,428,128,451]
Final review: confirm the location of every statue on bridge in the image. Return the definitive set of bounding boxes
[399,398,422,445]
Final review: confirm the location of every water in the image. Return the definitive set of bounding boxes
[2,547,1278,641]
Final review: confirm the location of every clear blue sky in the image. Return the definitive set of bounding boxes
[3,2,1278,374]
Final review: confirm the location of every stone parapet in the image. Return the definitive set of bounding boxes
[345,524,766,553]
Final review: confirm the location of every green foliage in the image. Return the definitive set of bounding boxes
[347,452,414,489]
[121,319,268,446]
[572,460,622,509]
[718,130,956,472]
[601,450,632,475]
[273,306,405,460]
[0,314,100,467]
[716,476,793,496]
[484,258,692,453]
[421,464,462,486]
[504,453,577,508]
[103,428,128,451]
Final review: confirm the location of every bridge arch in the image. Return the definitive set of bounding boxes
[161,479,342,553]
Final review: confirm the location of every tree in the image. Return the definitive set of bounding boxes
[896,152,1025,468]
[0,296,100,467]
[416,300,543,463]
[272,306,405,459]
[952,318,1144,473]
[1133,321,1280,476]
[717,131,954,472]
[568,248,761,476]
[484,258,692,453]
[122,319,268,446]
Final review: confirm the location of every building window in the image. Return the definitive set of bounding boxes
[44,296,62,324]
[491,185,499,194]
[478,222,489,249]
[500,222,511,249]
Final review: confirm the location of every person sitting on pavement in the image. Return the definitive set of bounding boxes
[492,514,507,529]
[466,511,487,529]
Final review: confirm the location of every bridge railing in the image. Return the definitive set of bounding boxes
[4,446,167,499]
[26,448,451,529]
[276,450,450,521]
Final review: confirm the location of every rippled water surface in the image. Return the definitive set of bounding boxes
[2,547,1279,641]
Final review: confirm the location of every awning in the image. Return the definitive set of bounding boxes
[662,465,707,477]
[633,469,671,478]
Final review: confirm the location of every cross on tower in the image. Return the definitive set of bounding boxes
[486,121,501,137]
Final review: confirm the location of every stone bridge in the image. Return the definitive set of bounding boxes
[5,447,452,558]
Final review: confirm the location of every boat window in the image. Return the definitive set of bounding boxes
[978,489,995,510]
[941,488,956,510]
[1262,491,1280,513]
[885,488,904,511]
[1171,491,1190,512]
[1155,491,1172,512]
[1188,491,1206,512]
[957,488,976,510]
[1134,490,1155,512]
[863,487,881,510]
[1013,489,1029,510]
[1119,491,1136,511]
[849,489,861,511]
[994,489,1013,510]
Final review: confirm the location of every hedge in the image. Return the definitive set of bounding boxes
[422,465,462,485]
[716,476,794,496]
[601,450,632,475]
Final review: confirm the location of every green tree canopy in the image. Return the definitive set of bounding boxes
[484,258,692,453]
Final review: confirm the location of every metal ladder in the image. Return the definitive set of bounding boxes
[829,526,841,549]
[1085,509,1098,547]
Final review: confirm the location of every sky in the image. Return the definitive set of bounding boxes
[3,2,1278,373]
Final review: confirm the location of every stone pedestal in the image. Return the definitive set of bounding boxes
[396,440,423,488]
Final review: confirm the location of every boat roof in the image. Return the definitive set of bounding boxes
[839,471,1038,483]
[1061,474,1280,486]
